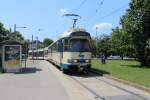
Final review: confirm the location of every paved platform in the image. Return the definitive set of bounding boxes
[0,60,69,100]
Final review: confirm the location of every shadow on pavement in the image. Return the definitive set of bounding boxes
[68,68,110,78]
[14,67,42,74]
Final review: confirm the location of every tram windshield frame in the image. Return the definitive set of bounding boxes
[63,38,91,52]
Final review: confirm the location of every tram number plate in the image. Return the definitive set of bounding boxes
[79,53,84,59]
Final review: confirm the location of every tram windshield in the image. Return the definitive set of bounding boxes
[70,39,91,52]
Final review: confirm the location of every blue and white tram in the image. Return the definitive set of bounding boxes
[48,28,91,73]
[28,47,48,60]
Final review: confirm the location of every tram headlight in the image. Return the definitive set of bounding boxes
[85,59,90,63]
[68,59,78,63]
[73,59,78,63]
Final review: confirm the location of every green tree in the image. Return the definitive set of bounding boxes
[8,31,24,42]
[97,35,111,57]
[111,27,136,59]
[121,0,150,66]
[0,22,10,42]
[37,43,44,49]
[22,39,30,54]
[43,38,53,47]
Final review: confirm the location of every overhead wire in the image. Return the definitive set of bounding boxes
[96,0,105,13]
[73,0,87,13]
[87,0,105,26]
[54,0,128,36]
[88,2,128,26]
[99,3,128,20]
[53,0,88,35]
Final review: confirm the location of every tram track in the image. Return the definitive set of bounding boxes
[89,71,149,100]
[48,61,149,100]
[69,75,106,100]
[66,71,149,100]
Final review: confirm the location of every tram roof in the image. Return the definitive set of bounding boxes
[47,28,91,49]
[59,28,88,39]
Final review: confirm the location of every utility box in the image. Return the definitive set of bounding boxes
[0,40,22,73]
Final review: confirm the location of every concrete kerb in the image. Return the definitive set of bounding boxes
[90,70,150,93]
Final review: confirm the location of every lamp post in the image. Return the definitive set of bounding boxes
[31,29,41,61]
[13,24,27,69]
[96,27,98,57]
[14,24,27,32]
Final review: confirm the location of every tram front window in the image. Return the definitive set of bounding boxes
[70,39,90,52]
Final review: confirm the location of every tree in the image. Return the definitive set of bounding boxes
[0,22,10,42]
[111,27,136,59]
[97,35,111,57]
[91,35,112,58]
[121,0,150,66]
[8,31,24,42]
[43,38,53,47]
[22,39,30,54]
[37,43,44,49]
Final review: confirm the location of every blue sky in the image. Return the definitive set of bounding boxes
[0,0,130,41]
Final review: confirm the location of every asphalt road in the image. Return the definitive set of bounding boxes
[0,60,69,100]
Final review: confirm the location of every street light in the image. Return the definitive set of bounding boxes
[96,27,98,57]
[31,29,42,60]
[14,24,27,32]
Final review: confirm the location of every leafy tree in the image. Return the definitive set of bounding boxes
[111,27,136,59]
[22,39,30,54]
[8,31,24,42]
[97,35,111,57]
[43,38,53,47]
[121,0,150,66]
[0,22,10,42]
[37,43,44,49]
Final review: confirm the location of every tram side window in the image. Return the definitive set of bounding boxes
[58,40,63,52]
[52,43,56,52]
[64,39,70,51]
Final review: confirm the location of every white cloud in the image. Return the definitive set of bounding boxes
[60,9,68,14]
[93,22,112,31]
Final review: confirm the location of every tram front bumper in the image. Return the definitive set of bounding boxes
[78,64,91,72]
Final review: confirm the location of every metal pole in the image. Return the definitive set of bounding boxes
[43,48,44,60]
[73,19,78,28]
[96,27,98,57]
[36,36,38,60]
[14,24,16,32]
[32,35,34,63]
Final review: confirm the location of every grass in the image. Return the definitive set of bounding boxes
[92,60,150,88]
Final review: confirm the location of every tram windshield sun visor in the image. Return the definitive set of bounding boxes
[70,39,91,52]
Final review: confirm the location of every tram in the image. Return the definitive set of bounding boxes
[28,47,48,60]
[47,28,92,73]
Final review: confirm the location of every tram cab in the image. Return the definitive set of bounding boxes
[48,28,92,73]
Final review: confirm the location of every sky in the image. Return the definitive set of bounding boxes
[0,0,130,41]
